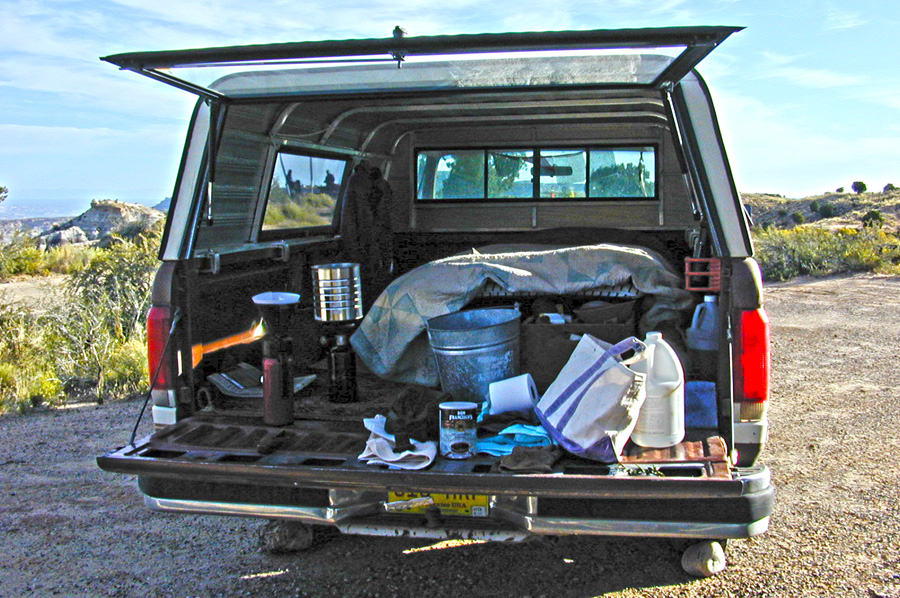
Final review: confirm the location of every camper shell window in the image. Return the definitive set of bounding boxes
[415,146,656,202]
[261,150,347,237]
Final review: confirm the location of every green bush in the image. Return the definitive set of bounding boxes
[0,235,100,280]
[104,338,148,399]
[791,211,805,224]
[861,210,885,228]
[0,230,161,413]
[0,295,65,413]
[817,203,836,218]
[0,234,46,278]
[809,200,820,213]
[754,227,900,281]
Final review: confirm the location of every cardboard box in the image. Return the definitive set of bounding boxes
[521,316,637,394]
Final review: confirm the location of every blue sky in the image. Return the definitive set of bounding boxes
[0,0,897,217]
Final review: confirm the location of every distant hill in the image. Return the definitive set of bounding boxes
[741,190,900,229]
[152,197,171,212]
[33,199,165,249]
[0,217,68,243]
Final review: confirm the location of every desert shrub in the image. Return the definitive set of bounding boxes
[104,338,148,398]
[0,294,64,413]
[884,183,897,193]
[0,230,161,413]
[0,234,46,278]
[861,210,885,228]
[754,227,900,281]
[0,235,101,280]
[809,200,820,213]
[42,244,97,274]
[791,211,805,224]
[67,230,159,339]
[817,203,836,218]
[777,209,788,217]
[836,187,844,193]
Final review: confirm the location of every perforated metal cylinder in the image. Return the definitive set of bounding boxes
[311,263,363,322]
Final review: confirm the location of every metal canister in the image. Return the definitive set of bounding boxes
[311,263,363,323]
[438,401,479,459]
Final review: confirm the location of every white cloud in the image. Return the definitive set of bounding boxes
[824,5,867,31]
[756,52,868,90]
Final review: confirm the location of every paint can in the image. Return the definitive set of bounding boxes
[438,401,479,459]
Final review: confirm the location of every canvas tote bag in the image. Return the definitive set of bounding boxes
[535,334,647,463]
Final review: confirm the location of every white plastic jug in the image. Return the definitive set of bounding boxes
[631,332,685,448]
[686,295,719,352]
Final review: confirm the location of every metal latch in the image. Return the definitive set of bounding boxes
[199,251,221,275]
[272,241,290,263]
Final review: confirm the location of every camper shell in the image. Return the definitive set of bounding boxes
[97,27,773,573]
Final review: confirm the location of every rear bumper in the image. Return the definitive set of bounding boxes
[98,418,774,541]
[134,466,773,541]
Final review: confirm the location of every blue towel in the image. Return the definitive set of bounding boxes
[476,424,555,456]
[685,381,718,428]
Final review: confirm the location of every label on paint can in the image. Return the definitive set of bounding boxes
[438,401,479,459]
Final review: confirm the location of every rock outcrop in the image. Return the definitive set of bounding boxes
[36,200,164,249]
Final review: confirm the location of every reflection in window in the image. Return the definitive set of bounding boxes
[417,150,484,199]
[539,150,586,198]
[488,150,533,198]
[416,146,655,201]
[264,153,346,230]
[588,148,655,198]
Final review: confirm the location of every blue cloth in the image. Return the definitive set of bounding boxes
[476,424,555,456]
[685,381,718,428]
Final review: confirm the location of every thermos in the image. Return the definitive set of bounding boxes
[328,334,357,403]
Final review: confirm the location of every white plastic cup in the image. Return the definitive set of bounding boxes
[488,373,539,415]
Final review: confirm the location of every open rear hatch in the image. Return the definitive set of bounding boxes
[101,26,743,101]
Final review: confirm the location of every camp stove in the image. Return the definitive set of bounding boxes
[311,263,364,403]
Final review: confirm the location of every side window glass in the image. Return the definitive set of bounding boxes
[488,150,533,198]
[417,150,484,200]
[264,152,346,231]
[539,150,586,198]
[588,147,655,198]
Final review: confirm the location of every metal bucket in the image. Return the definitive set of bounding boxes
[311,263,363,322]
[425,308,520,403]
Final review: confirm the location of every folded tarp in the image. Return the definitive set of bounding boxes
[351,243,693,386]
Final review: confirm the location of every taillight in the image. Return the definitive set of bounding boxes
[147,306,174,390]
[735,307,770,403]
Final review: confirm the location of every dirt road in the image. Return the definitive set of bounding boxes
[1,273,899,598]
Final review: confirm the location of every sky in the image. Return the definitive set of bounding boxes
[0,0,898,217]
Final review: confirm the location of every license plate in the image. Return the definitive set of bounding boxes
[388,492,490,517]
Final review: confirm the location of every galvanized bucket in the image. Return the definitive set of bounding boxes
[425,307,521,403]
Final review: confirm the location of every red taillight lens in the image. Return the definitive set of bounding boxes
[736,307,770,402]
[147,306,174,390]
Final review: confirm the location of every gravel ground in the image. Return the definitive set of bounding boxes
[1,273,899,598]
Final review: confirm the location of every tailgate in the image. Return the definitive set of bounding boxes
[98,415,749,500]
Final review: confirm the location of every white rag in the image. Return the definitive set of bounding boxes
[358,414,437,470]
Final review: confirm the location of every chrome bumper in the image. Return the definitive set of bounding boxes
[143,466,771,541]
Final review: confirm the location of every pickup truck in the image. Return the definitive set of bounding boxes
[97,26,773,576]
